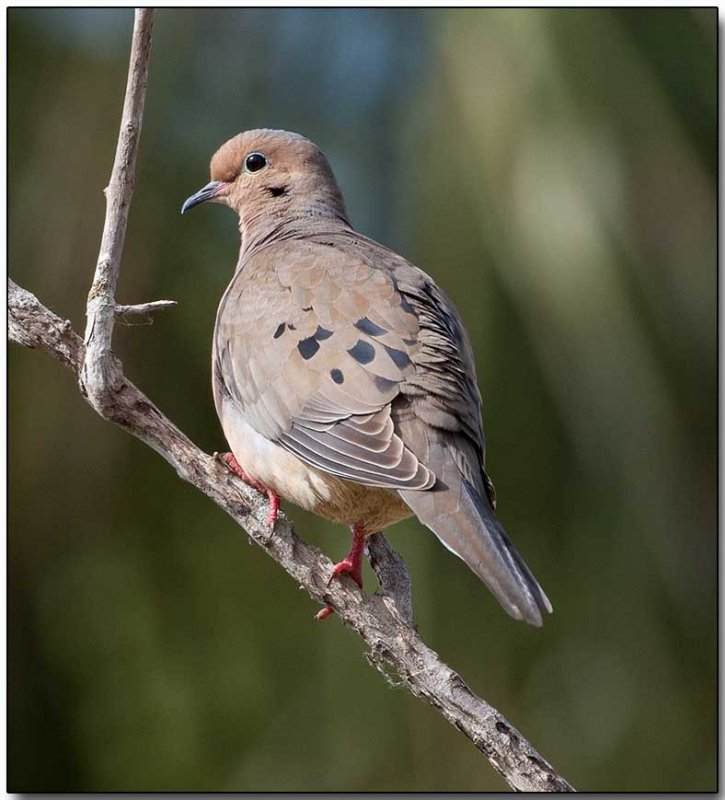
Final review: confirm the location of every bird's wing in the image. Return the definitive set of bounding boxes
[214,240,434,490]
[387,260,551,625]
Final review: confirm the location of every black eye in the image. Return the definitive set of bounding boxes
[244,152,267,173]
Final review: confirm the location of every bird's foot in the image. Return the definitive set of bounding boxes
[314,522,366,621]
[327,555,364,589]
[222,452,279,528]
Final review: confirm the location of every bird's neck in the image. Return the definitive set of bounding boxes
[238,207,350,257]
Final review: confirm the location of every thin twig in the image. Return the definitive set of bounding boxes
[115,300,177,317]
[8,8,574,792]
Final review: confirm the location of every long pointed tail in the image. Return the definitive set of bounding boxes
[400,450,551,626]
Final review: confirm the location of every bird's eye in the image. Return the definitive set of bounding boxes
[244,152,268,173]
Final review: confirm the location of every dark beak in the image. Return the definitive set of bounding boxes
[181,180,224,214]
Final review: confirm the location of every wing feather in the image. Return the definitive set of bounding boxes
[213,241,433,490]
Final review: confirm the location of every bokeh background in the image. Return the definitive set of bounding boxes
[8,8,716,792]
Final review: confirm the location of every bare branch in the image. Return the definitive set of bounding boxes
[115,299,177,318]
[9,280,82,372]
[367,532,414,627]
[8,281,574,792]
[80,8,154,417]
[115,299,177,326]
[8,7,574,792]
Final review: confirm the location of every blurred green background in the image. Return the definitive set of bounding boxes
[8,8,716,792]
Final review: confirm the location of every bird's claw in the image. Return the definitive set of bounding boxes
[315,550,365,621]
[222,452,279,531]
[327,557,360,587]
[266,491,280,529]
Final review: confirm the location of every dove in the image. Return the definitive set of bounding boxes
[182,129,551,626]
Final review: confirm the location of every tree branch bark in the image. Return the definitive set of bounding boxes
[115,299,177,322]
[80,8,156,418]
[8,8,574,793]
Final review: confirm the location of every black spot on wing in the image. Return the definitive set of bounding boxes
[354,316,387,337]
[315,326,333,341]
[330,368,344,384]
[374,375,398,393]
[384,345,411,369]
[347,340,375,365]
[298,336,320,360]
[273,322,286,339]
[400,295,416,315]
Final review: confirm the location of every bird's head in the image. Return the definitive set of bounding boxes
[182,129,348,231]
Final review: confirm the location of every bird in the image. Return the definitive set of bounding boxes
[182,129,551,626]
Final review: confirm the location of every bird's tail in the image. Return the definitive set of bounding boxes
[400,442,552,626]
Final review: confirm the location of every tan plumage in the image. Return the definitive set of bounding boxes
[183,129,552,626]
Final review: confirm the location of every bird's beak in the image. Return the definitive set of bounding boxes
[181,180,226,214]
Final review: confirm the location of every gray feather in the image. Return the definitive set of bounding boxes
[400,437,551,626]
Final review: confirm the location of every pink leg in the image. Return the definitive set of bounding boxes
[315,522,366,621]
[223,452,280,528]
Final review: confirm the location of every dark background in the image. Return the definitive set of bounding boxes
[8,8,716,791]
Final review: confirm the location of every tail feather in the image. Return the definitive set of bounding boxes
[462,478,552,623]
[399,449,551,626]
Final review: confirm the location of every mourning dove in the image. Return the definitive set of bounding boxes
[182,129,551,626]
